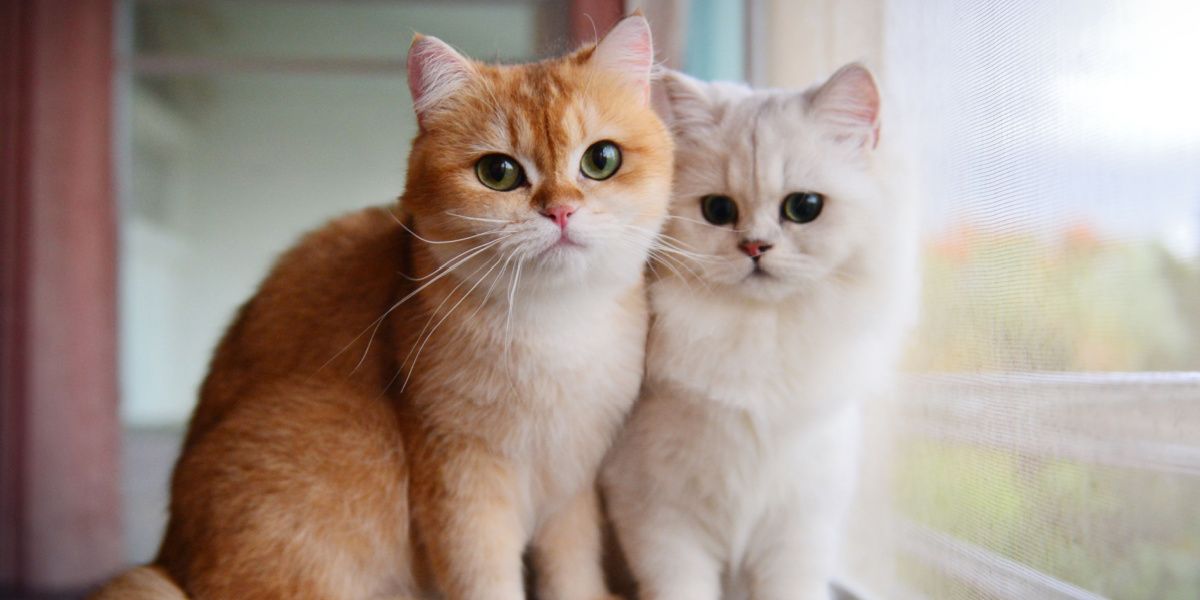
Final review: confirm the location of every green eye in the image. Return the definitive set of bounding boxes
[475,154,524,191]
[781,192,824,223]
[700,195,738,225]
[580,140,621,180]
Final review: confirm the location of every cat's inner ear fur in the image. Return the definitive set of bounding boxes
[657,70,715,131]
[407,34,475,129]
[589,15,655,104]
[809,63,881,150]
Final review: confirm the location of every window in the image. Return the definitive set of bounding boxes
[753,0,1200,597]
[110,1,1200,595]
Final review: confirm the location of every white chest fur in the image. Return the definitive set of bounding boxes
[417,283,646,532]
[645,279,895,420]
[603,276,900,598]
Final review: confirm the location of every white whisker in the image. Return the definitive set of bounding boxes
[322,235,506,375]
[662,213,750,233]
[400,235,509,282]
[399,253,504,392]
[395,217,506,245]
[444,210,512,225]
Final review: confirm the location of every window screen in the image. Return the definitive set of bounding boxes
[842,0,1200,598]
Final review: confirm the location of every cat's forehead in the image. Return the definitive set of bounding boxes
[691,90,821,157]
[466,63,614,156]
[720,91,804,131]
[671,89,830,200]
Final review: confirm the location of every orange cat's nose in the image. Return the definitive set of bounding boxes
[540,205,575,230]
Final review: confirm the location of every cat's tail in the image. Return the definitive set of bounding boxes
[90,565,187,600]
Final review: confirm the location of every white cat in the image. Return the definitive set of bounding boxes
[602,64,917,600]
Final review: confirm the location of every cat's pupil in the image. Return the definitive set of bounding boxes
[591,149,608,169]
[581,141,622,180]
[781,192,823,223]
[700,195,738,225]
[476,154,523,191]
[487,160,509,181]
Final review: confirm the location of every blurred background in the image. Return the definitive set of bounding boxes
[2,0,1198,598]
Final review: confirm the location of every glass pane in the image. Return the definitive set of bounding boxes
[885,0,1200,373]
[842,0,1200,598]
[899,440,1200,598]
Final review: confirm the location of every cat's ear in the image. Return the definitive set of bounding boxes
[590,14,655,104]
[809,63,881,150]
[656,69,713,128]
[407,34,475,129]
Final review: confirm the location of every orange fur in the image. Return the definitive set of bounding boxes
[93,16,671,600]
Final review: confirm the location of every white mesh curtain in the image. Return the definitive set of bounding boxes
[833,0,1200,598]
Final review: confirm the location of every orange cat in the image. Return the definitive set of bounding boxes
[94,15,672,600]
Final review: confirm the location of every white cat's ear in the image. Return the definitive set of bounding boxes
[407,34,475,129]
[590,14,654,104]
[810,63,881,149]
[656,69,713,128]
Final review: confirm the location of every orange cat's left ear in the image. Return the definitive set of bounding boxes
[407,34,475,130]
[589,14,655,105]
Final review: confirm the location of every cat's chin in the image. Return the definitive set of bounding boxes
[537,237,587,257]
[718,271,807,304]
[515,247,596,289]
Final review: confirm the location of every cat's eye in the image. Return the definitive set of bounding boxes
[700,195,738,225]
[781,192,824,224]
[475,154,525,191]
[580,141,622,180]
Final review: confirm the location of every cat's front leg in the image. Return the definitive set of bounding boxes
[614,517,722,600]
[744,516,839,600]
[410,441,526,600]
[530,487,616,600]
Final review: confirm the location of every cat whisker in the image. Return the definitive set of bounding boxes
[352,238,504,373]
[662,214,751,233]
[650,240,717,263]
[649,249,710,291]
[643,255,662,280]
[632,229,714,259]
[394,217,507,246]
[399,252,505,393]
[597,221,719,263]
[590,230,710,291]
[502,257,524,381]
[398,252,495,377]
[400,235,510,282]
[382,249,512,397]
[466,248,516,323]
[443,210,513,225]
[627,211,750,234]
[322,235,507,376]
[646,249,693,289]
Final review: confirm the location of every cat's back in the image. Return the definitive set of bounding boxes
[187,205,410,445]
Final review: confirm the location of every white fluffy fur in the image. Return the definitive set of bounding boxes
[602,66,918,600]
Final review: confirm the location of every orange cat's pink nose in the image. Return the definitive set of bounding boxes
[540,205,576,230]
[739,240,773,258]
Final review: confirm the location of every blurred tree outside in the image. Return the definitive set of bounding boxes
[893,223,1200,598]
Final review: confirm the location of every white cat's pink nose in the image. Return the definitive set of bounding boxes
[739,240,773,258]
[540,205,575,230]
